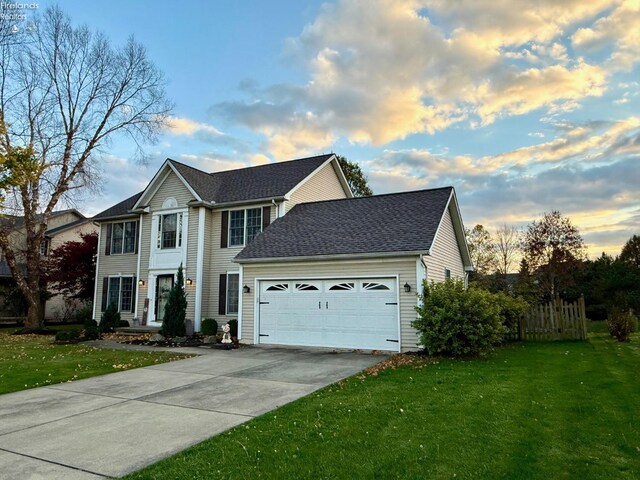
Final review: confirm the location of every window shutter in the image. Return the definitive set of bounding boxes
[101,277,108,312]
[105,224,112,255]
[134,221,139,254]
[218,274,227,315]
[262,206,271,230]
[131,276,137,313]
[220,211,229,248]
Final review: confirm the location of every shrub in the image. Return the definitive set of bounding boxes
[84,318,98,328]
[55,328,81,342]
[83,325,100,340]
[99,303,120,333]
[201,318,218,336]
[412,280,506,357]
[160,264,187,337]
[75,303,93,324]
[607,309,637,342]
[493,291,529,337]
[117,320,130,328]
[228,319,238,337]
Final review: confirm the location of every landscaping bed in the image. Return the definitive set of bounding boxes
[125,327,639,480]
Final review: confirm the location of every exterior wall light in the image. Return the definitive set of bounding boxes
[243,285,251,293]
[404,282,411,293]
[138,280,145,287]
[186,278,193,286]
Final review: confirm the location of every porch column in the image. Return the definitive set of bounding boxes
[193,207,206,331]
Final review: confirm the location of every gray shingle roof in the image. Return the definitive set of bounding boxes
[93,192,142,220]
[94,154,335,220]
[171,154,334,203]
[235,187,454,261]
[45,218,92,236]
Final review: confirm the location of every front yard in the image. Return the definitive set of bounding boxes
[126,324,639,479]
[0,327,190,395]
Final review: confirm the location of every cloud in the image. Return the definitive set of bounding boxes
[363,116,640,256]
[571,0,640,71]
[211,0,623,153]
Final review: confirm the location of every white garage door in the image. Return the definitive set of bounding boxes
[257,278,400,351]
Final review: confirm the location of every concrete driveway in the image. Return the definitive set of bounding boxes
[0,345,385,479]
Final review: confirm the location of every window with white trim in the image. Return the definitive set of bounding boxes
[157,212,183,249]
[226,273,239,314]
[107,276,134,312]
[111,220,137,254]
[445,269,451,280]
[228,208,262,247]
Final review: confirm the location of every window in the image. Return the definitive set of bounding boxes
[39,238,49,257]
[228,208,263,247]
[107,276,134,312]
[362,282,390,291]
[229,210,245,247]
[329,282,355,291]
[110,221,137,254]
[296,283,319,291]
[267,283,289,291]
[157,213,183,249]
[445,269,451,280]
[226,273,239,314]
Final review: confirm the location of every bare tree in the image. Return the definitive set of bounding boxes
[494,224,521,275]
[0,7,172,332]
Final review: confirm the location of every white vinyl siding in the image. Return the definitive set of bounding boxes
[422,206,465,283]
[285,162,348,212]
[207,206,277,322]
[241,257,419,351]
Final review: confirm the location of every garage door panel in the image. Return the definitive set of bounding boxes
[258,277,399,351]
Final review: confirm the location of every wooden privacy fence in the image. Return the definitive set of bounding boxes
[518,296,588,341]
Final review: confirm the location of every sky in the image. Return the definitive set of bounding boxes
[37,0,640,258]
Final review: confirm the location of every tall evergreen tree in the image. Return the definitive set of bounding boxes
[160,264,187,337]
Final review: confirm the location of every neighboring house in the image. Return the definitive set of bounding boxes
[93,154,473,352]
[0,209,97,320]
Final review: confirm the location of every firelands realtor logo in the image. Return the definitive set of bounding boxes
[1,2,38,22]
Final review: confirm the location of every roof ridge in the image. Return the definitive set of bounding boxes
[292,186,454,208]
[167,153,335,178]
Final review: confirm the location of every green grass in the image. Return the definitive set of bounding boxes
[125,325,640,480]
[0,327,191,395]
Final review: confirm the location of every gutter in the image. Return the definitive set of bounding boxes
[187,196,287,209]
[234,250,426,264]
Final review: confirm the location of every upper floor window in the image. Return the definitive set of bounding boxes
[157,212,183,249]
[229,208,262,247]
[110,221,137,255]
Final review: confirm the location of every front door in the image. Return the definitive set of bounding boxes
[155,274,174,323]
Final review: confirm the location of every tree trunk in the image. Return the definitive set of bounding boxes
[24,295,43,331]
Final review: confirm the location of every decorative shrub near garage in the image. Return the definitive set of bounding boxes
[413,280,510,357]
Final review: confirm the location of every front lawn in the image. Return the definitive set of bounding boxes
[126,326,639,479]
[0,327,191,395]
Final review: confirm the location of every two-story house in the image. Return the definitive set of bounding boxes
[93,154,472,352]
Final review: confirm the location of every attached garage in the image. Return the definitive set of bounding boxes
[234,187,473,352]
[257,277,400,351]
